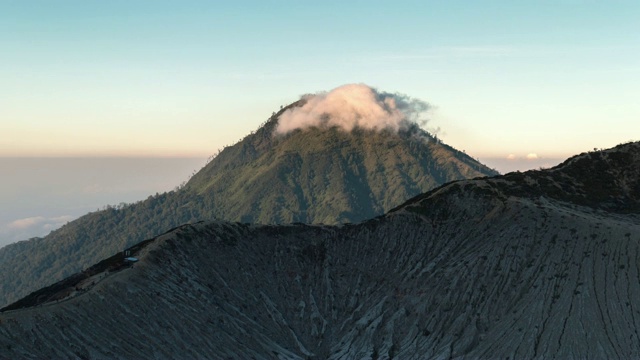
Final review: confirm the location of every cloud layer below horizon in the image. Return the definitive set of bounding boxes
[275,84,430,134]
[1,215,76,246]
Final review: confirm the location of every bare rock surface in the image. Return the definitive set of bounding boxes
[1,142,640,359]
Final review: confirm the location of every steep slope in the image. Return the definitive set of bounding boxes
[187,117,491,224]
[0,96,496,307]
[1,142,639,359]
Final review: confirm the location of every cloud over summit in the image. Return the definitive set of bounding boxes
[275,84,430,134]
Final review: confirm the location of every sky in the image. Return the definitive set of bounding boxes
[1,0,638,161]
[1,1,639,245]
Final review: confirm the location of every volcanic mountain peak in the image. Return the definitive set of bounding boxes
[187,83,440,192]
[185,94,496,224]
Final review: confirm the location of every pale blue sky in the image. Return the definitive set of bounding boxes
[1,0,639,159]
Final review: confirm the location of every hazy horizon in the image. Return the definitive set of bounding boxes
[0,157,206,248]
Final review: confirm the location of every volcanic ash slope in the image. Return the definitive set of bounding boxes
[1,142,640,359]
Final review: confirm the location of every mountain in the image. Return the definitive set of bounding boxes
[1,142,638,358]
[0,89,497,307]
[186,101,492,224]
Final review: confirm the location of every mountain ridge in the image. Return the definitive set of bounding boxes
[1,142,639,358]
[395,140,640,216]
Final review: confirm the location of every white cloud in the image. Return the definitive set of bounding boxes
[7,215,75,230]
[2,215,76,246]
[275,84,429,135]
[506,154,516,160]
[526,153,539,160]
[7,216,46,230]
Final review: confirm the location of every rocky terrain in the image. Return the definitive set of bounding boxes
[1,142,638,359]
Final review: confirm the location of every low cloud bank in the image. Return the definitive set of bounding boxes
[482,155,565,174]
[275,84,430,134]
[7,215,74,231]
[1,215,76,248]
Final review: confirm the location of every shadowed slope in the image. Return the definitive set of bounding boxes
[2,142,639,359]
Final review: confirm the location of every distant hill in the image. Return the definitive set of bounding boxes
[0,90,497,307]
[2,142,638,358]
